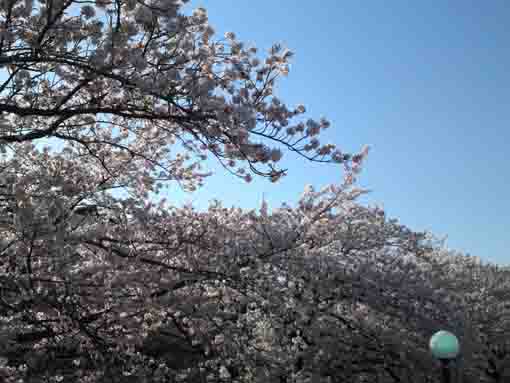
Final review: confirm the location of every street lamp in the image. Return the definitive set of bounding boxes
[429,330,460,383]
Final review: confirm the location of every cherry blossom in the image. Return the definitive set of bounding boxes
[0,1,506,383]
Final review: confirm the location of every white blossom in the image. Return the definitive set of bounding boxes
[134,5,154,25]
[270,148,282,162]
[95,0,109,8]
[80,5,96,19]
[305,119,321,136]
[219,366,231,380]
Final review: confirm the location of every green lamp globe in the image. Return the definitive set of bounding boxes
[429,330,460,359]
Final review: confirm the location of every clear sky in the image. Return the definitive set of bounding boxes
[170,0,510,266]
[2,1,509,266]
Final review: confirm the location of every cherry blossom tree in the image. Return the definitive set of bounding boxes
[0,1,507,383]
[0,0,369,381]
[412,248,510,383]
[0,0,367,189]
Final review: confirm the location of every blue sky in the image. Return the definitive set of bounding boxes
[172,0,509,266]
[2,1,508,266]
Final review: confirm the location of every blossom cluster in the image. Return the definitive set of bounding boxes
[0,2,505,383]
[0,0,368,189]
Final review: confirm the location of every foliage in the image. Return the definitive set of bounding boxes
[0,1,509,382]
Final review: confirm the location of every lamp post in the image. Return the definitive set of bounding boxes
[429,330,460,383]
